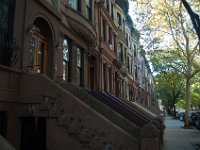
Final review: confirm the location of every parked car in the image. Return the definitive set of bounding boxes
[190,111,200,126]
[177,110,185,121]
[179,112,185,121]
[195,115,200,130]
[182,110,199,124]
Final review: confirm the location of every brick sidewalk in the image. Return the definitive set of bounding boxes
[163,117,200,150]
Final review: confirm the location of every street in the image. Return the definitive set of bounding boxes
[163,117,200,150]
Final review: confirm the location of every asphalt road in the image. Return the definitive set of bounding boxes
[163,117,200,150]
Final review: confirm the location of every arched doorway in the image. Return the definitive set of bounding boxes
[29,17,53,77]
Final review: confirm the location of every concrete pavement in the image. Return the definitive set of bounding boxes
[163,117,200,150]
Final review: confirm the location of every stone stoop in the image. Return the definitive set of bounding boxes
[60,82,141,139]
[61,82,164,150]
[19,74,139,150]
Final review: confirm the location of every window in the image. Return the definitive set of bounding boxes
[63,37,71,81]
[122,19,125,32]
[103,19,107,42]
[127,56,129,70]
[135,65,138,80]
[125,33,128,46]
[86,0,92,21]
[0,0,15,37]
[106,0,109,13]
[111,3,114,19]
[127,55,132,74]
[0,0,16,66]
[68,0,81,11]
[117,43,123,62]
[109,27,112,46]
[77,48,83,86]
[117,13,121,27]
[134,44,137,57]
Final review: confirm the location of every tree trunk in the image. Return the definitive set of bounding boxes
[184,78,191,128]
[173,104,176,118]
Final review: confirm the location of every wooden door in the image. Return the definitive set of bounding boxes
[32,34,47,74]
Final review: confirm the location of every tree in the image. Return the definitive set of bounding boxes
[130,0,200,127]
[154,71,184,116]
[151,49,185,116]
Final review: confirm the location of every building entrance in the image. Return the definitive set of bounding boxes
[21,117,46,150]
[30,33,47,74]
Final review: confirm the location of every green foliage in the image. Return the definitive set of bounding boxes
[190,73,200,109]
[154,70,184,109]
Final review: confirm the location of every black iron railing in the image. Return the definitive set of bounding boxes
[0,35,20,66]
[0,0,19,66]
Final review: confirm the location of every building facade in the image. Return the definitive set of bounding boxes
[0,0,159,149]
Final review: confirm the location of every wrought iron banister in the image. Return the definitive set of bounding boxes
[0,35,20,66]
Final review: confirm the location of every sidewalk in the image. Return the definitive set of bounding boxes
[163,117,200,150]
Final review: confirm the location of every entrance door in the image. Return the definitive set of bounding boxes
[21,117,46,150]
[89,56,97,91]
[31,34,47,74]
[115,72,119,97]
[90,67,95,90]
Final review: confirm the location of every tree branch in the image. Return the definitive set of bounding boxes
[166,13,185,52]
[181,0,200,42]
[179,2,190,52]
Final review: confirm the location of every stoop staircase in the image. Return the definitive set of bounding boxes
[18,74,163,150]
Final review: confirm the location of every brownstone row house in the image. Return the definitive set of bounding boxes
[0,0,161,150]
